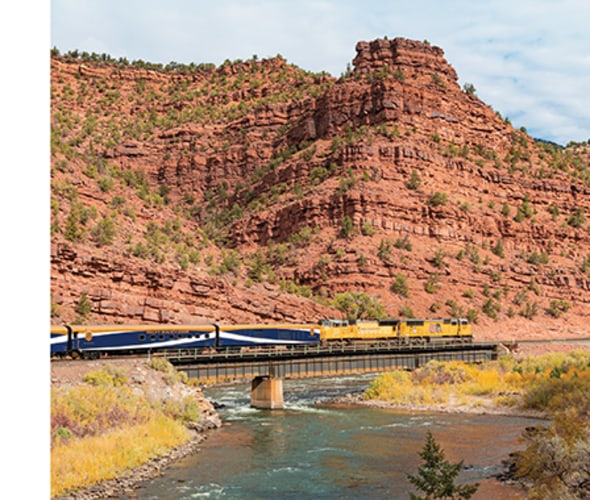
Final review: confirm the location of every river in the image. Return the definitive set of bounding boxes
[133,374,538,499]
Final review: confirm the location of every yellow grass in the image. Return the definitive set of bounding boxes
[50,365,202,498]
[363,351,590,412]
[51,415,189,497]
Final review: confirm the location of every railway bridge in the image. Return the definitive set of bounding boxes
[163,340,499,409]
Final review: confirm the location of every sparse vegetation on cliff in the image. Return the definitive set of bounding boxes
[50,38,590,338]
[332,291,386,320]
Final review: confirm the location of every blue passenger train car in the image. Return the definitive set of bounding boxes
[217,323,320,346]
[50,322,321,356]
[50,324,218,356]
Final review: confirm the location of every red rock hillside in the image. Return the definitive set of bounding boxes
[50,37,590,342]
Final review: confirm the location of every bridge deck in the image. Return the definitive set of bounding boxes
[164,341,498,382]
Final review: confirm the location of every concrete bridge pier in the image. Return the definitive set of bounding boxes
[251,375,284,409]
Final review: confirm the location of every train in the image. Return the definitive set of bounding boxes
[50,317,472,358]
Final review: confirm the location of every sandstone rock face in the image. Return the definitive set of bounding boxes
[353,38,459,85]
[50,38,590,341]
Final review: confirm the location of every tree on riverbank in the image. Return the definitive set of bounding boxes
[407,431,479,499]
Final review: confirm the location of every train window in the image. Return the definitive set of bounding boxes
[159,335,165,340]
[139,334,146,341]
[205,333,210,338]
[150,335,156,341]
[321,319,350,327]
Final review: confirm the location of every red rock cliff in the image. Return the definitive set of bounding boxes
[50,38,590,341]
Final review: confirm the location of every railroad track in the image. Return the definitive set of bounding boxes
[502,337,590,344]
[50,352,161,365]
[498,337,590,351]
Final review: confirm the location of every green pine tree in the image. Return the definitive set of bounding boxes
[407,431,479,499]
[74,293,92,324]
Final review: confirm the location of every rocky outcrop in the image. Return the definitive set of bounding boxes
[50,242,336,325]
[352,37,459,86]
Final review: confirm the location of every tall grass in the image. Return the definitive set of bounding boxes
[363,369,451,405]
[51,416,189,497]
[50,363,202,497]
[363,351,590,411]
[510,352,590,498]
[51,385,152,441]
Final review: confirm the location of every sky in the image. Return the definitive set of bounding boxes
[48,0,590,146]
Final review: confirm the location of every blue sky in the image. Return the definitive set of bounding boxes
[49,1,590,145]
[49,0,590,145]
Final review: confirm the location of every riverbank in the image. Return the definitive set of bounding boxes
[328,391,548,420]
[51,357,222,499]
[54,431,208,500]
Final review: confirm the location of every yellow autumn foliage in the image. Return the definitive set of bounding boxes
[364,351,590,412]
[51,415,189,497]
[50,364,201,498]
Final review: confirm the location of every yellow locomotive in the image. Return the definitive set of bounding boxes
[319,318,472,345]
